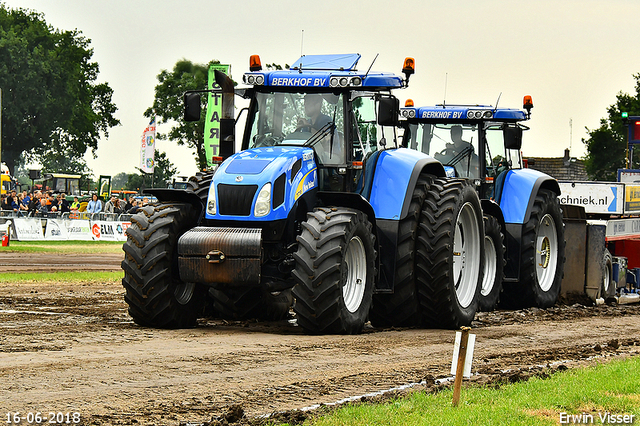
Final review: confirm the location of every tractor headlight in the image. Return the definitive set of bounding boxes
[206,184,217,215]
[254,182,271,217]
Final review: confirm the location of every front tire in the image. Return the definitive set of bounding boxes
[122,203,205,328]
[292,207,376,334]
[415,178,484,329]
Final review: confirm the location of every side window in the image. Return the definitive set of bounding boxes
[485,126,507,178]
[352,96,378,161]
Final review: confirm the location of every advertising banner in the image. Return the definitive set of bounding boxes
[558,181,624,215]
[204,64,230,168]
[625,185,640,214]
[44,218,69,240]
[11,218,44,240]
[91,220,130,241]
[66,219,93,241]
[140,117,156,173]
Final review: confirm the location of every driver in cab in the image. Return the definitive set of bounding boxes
[297,94,332,132]
[435,125,478,178]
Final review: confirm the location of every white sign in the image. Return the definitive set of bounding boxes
[65,219,93,241]
[451,331,476,378]
[44,218,69,240]
[11,218,44,241]
[558,181,624,215]
[91,220,130,241]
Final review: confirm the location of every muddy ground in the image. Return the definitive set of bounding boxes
[0,252,639,425]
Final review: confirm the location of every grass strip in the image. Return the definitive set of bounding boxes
[1,240,123,254]
[0,270,123,284]
[297,356,640,426]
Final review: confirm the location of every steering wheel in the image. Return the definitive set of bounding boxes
[253,134,283,148]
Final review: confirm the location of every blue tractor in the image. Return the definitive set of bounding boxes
[399,98,565,311]
[122,54,486,334]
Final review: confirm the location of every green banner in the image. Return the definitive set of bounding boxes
[204,64,230,169]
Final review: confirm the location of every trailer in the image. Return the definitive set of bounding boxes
[559,181,640,304]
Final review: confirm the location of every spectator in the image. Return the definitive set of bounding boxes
[0,194,9,210]
[8,190,19,212]
[86,194,102,213]
[22,190,31,208]
[17,193,29,215]
[70,196,80,211]
[124,196,134,212]
[127,199,140,214]
[104,195,118,214]
[28,191,42,214]
[142,197,149,206]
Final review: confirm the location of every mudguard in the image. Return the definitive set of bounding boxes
[497,168,560,225]
[367,148,445,221]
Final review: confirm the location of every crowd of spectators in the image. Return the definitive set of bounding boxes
[1,190,148,217]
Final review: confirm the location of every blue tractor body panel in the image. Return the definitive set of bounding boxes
[368,148,444,220]
[498,168,552,224]
[205,147,317,222]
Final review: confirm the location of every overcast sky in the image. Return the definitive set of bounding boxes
[3,0,639,178]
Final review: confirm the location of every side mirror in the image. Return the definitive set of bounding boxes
[377,95,399,127]
[504,125,523,150]
[184,93,201,122]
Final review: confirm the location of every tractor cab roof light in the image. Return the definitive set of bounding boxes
[523,95,533,118]
[402,57,415,86]
[405,99,414,107]
[250,54,262,72]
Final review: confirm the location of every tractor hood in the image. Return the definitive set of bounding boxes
[204,147,318,221]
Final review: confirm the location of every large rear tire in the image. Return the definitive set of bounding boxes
[478,215,505,311]
[369,174,432,327]
[122,203,205,328]
[503,189,565,308]
[415,178,484,329]
[292,207,376,334]
[188,171,214,204]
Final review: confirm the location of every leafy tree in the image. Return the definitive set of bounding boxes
[583,73,640,181]
[145,60,219,170]
[111,172,129,190]
[0,5,119,175]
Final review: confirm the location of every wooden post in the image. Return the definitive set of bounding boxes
[452,326,471,407]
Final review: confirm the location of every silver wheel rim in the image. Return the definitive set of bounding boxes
[343,236,367,313]
[603,261,611,294]
[453,203,481,308]
[174,281,195,305]
[481,234,497,297]
[536,214,558,292]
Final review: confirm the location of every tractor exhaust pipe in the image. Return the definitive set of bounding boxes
[215,70,235,160]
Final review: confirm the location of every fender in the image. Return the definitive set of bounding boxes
[497,168,560,225]
[367,148,445,221]
[144,188,204,218]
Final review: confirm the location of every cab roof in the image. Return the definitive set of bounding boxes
[243,54,404,90]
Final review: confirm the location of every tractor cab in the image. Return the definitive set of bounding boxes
[400,97,531,200]
[239,54,407,193]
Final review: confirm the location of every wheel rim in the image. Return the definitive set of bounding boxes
[174,281,195,305]
[453,203,481,308]
[536,214,558,291]
[603,261,611,294]
[343,236,367,313]
[481,234,497,297]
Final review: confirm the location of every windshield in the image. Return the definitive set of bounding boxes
[248,91,345,165]
[409,123,480,178]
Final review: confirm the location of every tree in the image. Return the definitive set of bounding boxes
[145,60,218,170]
[583,73,640,181]
[0,5,120,175]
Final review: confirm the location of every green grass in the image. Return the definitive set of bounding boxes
[0,270,123,283]
[2,240,124,254]
[294,356,640,426]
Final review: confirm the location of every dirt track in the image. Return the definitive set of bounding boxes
[1,253,640,425]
